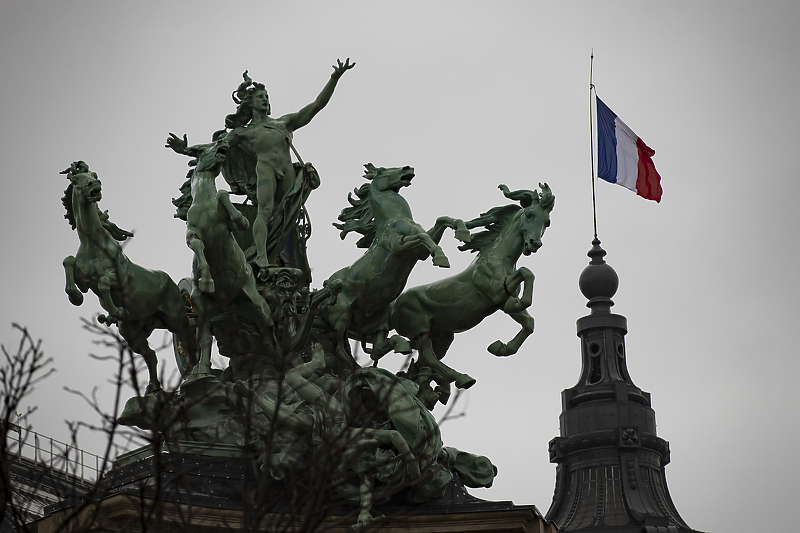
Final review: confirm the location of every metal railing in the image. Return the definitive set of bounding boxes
[6,423,107,483]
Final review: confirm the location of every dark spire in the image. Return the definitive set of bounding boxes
[545,240,702,532]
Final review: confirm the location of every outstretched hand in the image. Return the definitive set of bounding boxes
[166,133,189,154]
[332,58,356,79]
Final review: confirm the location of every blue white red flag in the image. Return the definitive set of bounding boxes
[596,96,662,202]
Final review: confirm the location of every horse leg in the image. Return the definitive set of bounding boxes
[427,216,471,244]
[332,317,358,375]
[429,332,454,403]
[241,276,274,329]
[420,233,450,268]
[97,274,125,320]
[502,266,535,313]
[120,323,162,394]
[389,335,412,355]
[365,308,411,363]
[487,309,535,356]
[217,190,249,232]
[187,230,214,293]
[431,332,454,360]
[365,329,392,364]
[432,332,476,389]
[366,330,412,365]
[403,233,450,268]
[415,333,476,391]
[63,256,84,306]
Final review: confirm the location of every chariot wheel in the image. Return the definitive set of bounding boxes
[173,277,197,377]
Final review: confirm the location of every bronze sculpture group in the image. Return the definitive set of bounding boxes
[60,60,554,531]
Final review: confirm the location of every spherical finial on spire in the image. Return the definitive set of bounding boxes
[579,238,619,313]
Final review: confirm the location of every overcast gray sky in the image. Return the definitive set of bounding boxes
[2,2,798,531]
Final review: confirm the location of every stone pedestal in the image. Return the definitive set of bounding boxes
[35,448,556,533]
[37,496,556,533]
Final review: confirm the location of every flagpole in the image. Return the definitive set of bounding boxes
[589,50,598,240]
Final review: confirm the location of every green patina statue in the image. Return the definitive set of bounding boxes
[179,140,273,377]
[61,162,197,393]
[388,184,555,399]
[236,343,491,531]
[220,60,354,275]
[318,164,471,371]
[61,59,555,531]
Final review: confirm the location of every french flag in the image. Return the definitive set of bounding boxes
[596,96,663,202]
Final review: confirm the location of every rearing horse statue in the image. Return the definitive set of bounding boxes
[317,164,471,372]
[178,140,273,375]
[387,183,554,398]
[61,161,197,393]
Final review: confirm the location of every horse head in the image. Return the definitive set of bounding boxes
[364,163,415,193]
[500,183,555,256]
[61,162,133,240]
[61,161,103,205]
[196,142,228,175]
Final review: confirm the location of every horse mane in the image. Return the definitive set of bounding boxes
[172,169,194,221]
[538,183,555,211]
[457,204,521,254]
[459,183,555,254]
[62,183,76,230]
[333,182,374,248]
[332,165,383,248]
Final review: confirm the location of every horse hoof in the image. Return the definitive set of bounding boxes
[487,340,510,356]
[391,336,412,354]
[433,256,450,268]
[455,228,472,242]
[394,343,412,355]
[67,290,84,306]
[435,384,452,405]
[144,383,162,395]
[455,374,477,389]
[98,314,119,326]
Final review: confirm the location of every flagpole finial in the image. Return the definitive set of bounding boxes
[579,238,618,314]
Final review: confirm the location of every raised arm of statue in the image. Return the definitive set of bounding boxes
[165,132,225,160]
[498,183,536,207]
[165,133,194,156]
[284,58,355,131]
[284,343,339,408]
